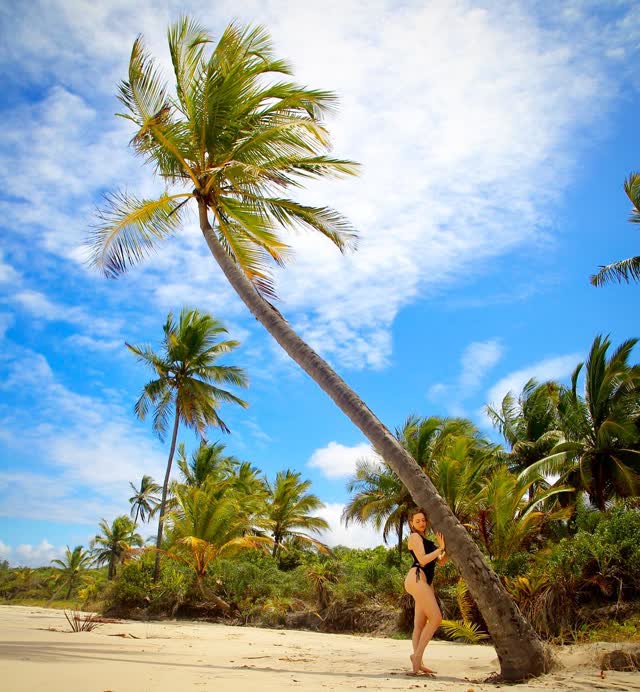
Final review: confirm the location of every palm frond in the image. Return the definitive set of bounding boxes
[90,192,191,277]
[591,256,640,286]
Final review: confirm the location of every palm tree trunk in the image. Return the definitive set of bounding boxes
[199,205,547,681]
[154,405,181,582]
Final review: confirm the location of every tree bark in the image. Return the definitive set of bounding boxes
[199,204,547,681]
[154,405,181,582]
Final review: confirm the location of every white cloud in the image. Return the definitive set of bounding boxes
[64,334,123,352]
[460,340,504,390]
[0,540,11,561]
[307,441,374,480]
[485,353,582,410]
[0,253,20,284]
[0,346,168,524]
[0,313,14,340]
[14,540,65,568]
[317,502,385,549]
[13,290,123,337]
[428,338,503,414]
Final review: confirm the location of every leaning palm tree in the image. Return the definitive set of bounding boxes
[591,172,640,286]
[92,516,143,580]
[127,308,248,581]
[50,545,93,599]
[523,335,640,510]
[88,18,547,678]
[263,470,329,558]
[129,474,161,523]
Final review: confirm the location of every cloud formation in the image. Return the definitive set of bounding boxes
[307,442,374,480]
[485,353,583,410]
[1,1,637,368]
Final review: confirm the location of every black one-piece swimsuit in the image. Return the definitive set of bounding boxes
[409,535,437,585]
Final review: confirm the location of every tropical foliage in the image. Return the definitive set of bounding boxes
[522,335,640,510]
[50,546,93,599]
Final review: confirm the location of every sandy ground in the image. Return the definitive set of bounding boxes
[0,605,639,691]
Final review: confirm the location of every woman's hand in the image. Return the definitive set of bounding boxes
[436,532,445,550]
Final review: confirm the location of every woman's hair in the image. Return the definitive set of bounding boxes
[408,506,429,530]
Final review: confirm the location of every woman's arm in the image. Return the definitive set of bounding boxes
[408,534,444,567]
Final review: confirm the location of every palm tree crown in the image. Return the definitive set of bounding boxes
[92,516,143,580]
[128,308,248,437]
[51,545,93,599]
[591,172,640,286]
[264,469,329,557]
[90,19,358,298]
[129,474,161,523]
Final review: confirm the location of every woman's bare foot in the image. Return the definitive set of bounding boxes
[409,654,436,676]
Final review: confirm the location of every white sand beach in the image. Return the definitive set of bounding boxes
[0,605,638,692]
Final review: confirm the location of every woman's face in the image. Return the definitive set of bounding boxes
[410,512,427,533]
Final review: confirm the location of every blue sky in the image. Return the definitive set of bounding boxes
[0,0,638,566]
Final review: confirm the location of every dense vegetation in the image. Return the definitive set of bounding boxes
[3,328,639,645]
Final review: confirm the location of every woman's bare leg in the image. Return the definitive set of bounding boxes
[405,572,441,674]
[410,610,434,674]
[412,609,426,653]
[412,583,442,670]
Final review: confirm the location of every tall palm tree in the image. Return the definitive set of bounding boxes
[591,172,640,286]
[263,470,329,558]
[50,545,93,599]
[129,474,161,523]
[88,18,546,678]
[524,335,640,510]
[127,308,248,581]
[92,516,143,580]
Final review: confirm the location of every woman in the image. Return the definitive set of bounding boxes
[404,506,447,676]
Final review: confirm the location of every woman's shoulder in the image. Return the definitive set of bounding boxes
[407,531,421,546]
